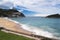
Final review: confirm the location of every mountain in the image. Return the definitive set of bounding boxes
[46,14,60,18]
[0,8,25,17]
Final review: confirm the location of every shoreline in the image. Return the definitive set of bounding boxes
[0,17,39,40]
[0,17,58,40]
[0,17,32,35]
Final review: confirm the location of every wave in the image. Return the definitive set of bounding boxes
[21,24,55,37]
[21,24,60,40]
[4,17,60,40]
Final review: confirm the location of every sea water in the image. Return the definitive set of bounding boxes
[10,17,60,39]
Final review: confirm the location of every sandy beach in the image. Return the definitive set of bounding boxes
[0,17,57,40]
[0,18,32,35]
[0,18,42,40]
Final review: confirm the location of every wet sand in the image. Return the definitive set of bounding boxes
[0,18,32,35]
[0,18,57,40]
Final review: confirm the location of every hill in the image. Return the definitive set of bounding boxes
[46,14,60,18]
[0,8,25,17]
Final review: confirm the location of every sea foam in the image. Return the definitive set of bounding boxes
[21,24,60,40]
[4,17,59,39]
[21,24,55,38]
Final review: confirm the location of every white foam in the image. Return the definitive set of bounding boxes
[4,17,59,39]
[21,24,60,40]
[21,24,55,38]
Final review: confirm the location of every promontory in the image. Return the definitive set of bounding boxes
[0,8,25,17]
[46,14,60,18]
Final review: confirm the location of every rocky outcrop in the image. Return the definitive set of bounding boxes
[46,14,60,18]
[0,8,25,17]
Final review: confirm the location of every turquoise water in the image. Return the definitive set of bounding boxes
[11,17,60,39]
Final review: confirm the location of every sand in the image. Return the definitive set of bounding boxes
[0,18,32,35]
[0,18,57,40]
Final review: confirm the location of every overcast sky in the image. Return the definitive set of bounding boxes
[0,0,60,16]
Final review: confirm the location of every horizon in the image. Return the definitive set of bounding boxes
[0,0,60,17]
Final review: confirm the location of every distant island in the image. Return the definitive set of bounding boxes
[0,8,25,17]
[46,14,60,18]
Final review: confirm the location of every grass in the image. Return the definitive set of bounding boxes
[0,31,33,40]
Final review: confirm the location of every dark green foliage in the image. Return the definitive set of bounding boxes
[46,14,60,18]
[0,8,25,17]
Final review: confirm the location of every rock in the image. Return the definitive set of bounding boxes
[46,14,60,18]
[0,8,25,17]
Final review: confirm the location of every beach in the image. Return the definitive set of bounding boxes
[0,17,33,35]
[0,17,42,40]
[0,17,57,40]
[0,18,33,38]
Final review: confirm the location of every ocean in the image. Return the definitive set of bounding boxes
[10,17,60,39]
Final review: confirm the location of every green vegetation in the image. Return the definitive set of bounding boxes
[46,14,60,18]
[0,8,25,17]
[0,31,33,40]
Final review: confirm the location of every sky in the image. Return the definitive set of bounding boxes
[0,0,60,17]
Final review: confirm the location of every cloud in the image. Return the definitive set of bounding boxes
[33,13,51,17]
[13,0,60,15]
[0,0,60,16]
[22,10,37,16]
[0,0,13,9]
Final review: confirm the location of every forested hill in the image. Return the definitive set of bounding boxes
[0,8,25,17]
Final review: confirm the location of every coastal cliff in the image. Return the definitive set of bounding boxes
[0,8,25,17]
[46,14,60,18]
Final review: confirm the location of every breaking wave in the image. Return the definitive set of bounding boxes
[5,17,60,40]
